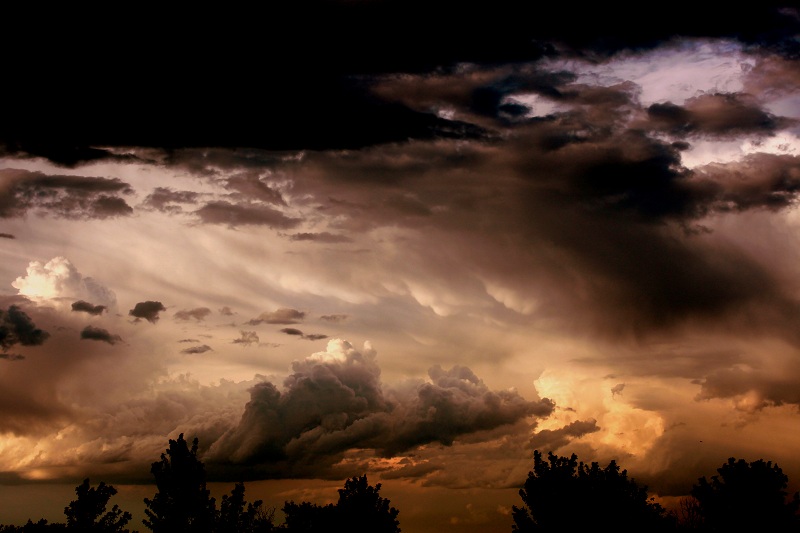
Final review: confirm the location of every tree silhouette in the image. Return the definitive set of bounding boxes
[64,478,132,532]
[143,434,216,533]
[690,457,800,531]
[512,450,674,532]
[217,482,275,533]
[282,475,400,533]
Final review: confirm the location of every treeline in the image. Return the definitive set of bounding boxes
[2,434,799,532]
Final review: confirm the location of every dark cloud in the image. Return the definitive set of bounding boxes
[128,301,166,323]
[219,306,235,316]
[232,331,259,346]
[173,307,212,321]
[80,326,122,345]
[194,201,301,229]
[645,93,793,137]
[527,419,600,450]
[181,345,213,355]
[206,340,554,477]
[71,300,107,316]
[0,305,49,352]
[3,4,797,165]
[178,339,200,343]
[320,314,348,323]
[225,173,286,205]
[0,353,24,361]
[0,169,134,219]
[288,232,352,243]
[141,187,200,213]
[279,328,329,341]
[248,308,306,325]
[0,233,14,239]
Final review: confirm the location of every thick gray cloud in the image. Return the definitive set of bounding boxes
[71,300,107,316]
[0,169,133,219]
[128,301,166,323]
[173,307,212,321]
[248,308,306,325]
[0,305,49,352]
[80,325,122,345]
[206,340,554,478]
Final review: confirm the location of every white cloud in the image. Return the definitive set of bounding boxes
[11,257,117,310]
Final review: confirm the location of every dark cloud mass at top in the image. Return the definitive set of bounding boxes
[1,3,796,163]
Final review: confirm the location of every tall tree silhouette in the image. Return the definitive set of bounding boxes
[512,450,674,532]
[282,475,400,533]
[64,478,131,532]
[690,457,800,531]
[217,482,275,533]
[143,434,216,533]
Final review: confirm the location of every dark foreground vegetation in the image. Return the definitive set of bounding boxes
[1,434,798,532]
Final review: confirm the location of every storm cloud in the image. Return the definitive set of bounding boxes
[0,169,133,219]
[80,325,122,345]
[71,300,107,316]
[129,301,166,323]
[206,340,554,477]
[0,305,49,352]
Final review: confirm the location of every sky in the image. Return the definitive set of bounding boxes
[1,3,799,531]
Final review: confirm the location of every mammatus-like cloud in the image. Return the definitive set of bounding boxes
[12,257,117,309]
[0,169,133,219]
[0,305,49,352]
[247,308,306,325]
[232,331,259,346]
[173,307,212,321]
[79,325,122,345]
[181,345,213,355]
[128,301,166,323]
[71,300,107,316]
[206,339,554,478]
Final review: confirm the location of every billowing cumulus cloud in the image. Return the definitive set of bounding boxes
[12,257,117,309]
[71,300,107,316]
[173,307,212,321]
[79,325,122,345]
[128,301,166,323]
[0,169,133,219]
[0,305,49,352]
[206,339,554,478]
[248,308,306,325]
[181,345,213,355]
